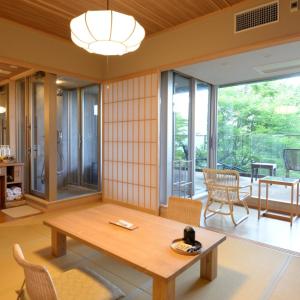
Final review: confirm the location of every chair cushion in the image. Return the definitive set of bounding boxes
[53,267,125,300]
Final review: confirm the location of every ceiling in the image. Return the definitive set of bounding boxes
[0,0,245,40]
[176,41,300,86]
[0,62,28,82]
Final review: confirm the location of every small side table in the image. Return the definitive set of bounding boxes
[258,176,299,226]
[251,163,277,183]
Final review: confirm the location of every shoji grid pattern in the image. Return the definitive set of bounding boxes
[103,72,159,212]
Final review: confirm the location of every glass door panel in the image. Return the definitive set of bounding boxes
[68,90,80,185]
[16,79,26,163]
[194,82,210,194]
[56,88,81,198]
[172,74,192,197]
[30,77,46,197]
[81,85,99,188]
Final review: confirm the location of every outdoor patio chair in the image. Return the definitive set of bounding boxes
[13,244,125,300]
[161,196,202,226]
[283,149,300,177]
[203,168,251,226]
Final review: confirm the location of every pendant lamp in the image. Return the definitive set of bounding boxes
[70,0,145,56]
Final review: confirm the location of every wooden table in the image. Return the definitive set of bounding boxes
[251,162,277,183]
[44,204,226,300]
[258,176,299,225]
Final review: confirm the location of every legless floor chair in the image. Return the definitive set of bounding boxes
[203,168,251,226]
[13,244,125,300]
[162,196,202,227]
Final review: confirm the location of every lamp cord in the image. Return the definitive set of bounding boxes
[107,0,109,10]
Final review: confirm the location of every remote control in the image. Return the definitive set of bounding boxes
[117,219,133,228]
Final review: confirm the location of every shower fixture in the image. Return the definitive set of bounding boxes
[40,129,65,184]
[57,88,63,96]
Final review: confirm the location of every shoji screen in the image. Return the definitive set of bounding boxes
[103,72,159,213]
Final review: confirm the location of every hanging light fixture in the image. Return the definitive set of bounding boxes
[70,0,145,56]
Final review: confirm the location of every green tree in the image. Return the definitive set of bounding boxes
[218,78,300,174]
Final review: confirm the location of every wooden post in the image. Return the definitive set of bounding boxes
[44,73,57,201]
[200,248,218,281]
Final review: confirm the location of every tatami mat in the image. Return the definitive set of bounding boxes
[0,203,299,300]
[268,256,300,300]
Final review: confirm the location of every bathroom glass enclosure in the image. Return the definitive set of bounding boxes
[56,84,100,199]
[16,73,100,200]
[30,75,45,197]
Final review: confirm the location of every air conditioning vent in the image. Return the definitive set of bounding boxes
[235,1,279,33]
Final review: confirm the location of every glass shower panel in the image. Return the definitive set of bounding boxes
[68,90,80,185]
[81,85,99,188]
[56,89,68,188]
[16,79,26,163]
[30,77,45,196]
[56,89,80,191]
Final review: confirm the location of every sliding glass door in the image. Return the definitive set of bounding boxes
[172,74,192,197]
[171,73,211,198]
[194,82,210,194]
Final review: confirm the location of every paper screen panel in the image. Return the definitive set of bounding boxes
[103,72,159,212]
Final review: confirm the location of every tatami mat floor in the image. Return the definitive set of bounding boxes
[1,202,300,299]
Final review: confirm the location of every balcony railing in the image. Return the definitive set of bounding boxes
[218,133,300,177]
[174,133,300,177]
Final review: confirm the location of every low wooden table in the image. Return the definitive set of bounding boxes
[258,176,299,225]
[44,204,226,300]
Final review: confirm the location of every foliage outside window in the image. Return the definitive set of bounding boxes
[218,76,300,177]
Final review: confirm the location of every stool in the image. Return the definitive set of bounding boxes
[251,163,277,183]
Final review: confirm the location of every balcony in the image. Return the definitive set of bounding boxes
[217,133,300,202]
[174,133,300,202]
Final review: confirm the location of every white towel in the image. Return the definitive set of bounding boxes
[12,187,22,195]
[6,187,22,201]
[6,195,15,201]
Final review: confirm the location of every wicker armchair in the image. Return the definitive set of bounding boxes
[13,244,125,300]
[161,196,202,227]
[203,168,251,226]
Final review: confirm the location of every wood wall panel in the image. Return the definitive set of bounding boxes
[103,72,159,213]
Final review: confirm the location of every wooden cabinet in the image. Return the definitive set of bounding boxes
[0,168,6,176]
[13,166,23,183]
[0,163,24,209]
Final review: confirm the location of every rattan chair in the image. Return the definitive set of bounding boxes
[162,196,202,227]
[13,244,125,300]
[203,168,251,226]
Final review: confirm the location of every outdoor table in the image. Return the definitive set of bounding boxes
[258,176,299,226]
[251,162,277,183]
